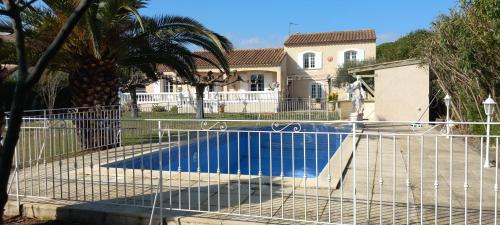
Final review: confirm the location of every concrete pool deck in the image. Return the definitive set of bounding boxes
[6,124,499,224]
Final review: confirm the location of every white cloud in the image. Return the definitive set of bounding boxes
[377,32,401,44]
[240,37,262,47]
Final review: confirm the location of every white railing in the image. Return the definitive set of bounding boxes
[7,117,500,224]
[120,91,280,113]
[120,91,280,104]
[120,91,340,120]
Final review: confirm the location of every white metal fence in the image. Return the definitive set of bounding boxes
[121,92,340,121]
[6,116,500,224]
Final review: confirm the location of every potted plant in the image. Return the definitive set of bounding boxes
[328,92,339,111]
[218,103,225,113]
[328,92,338,102]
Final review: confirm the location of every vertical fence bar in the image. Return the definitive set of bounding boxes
[292,132,295,220]
[352,122,357,224]
[248,132,252,215]
[315,133,319,222]
[158,121,163,222]
[379,135,383,224]
[495,137,499,225]
[187,132,191,210]
[259,132,262,216]
[269,132,273,217]
[406,136,410,225]
[366,134,370,224]
[464,137,468,225]
[327,133,331,223]
[280,132,284,219]
[303,132,307,221]
[480,137,483,224]
[238,131,241,215]
[227,132,231,211]
[435,136,439,224]
[449,136,453,224]
[420,135,424,225]
[392,136,396,224]
[178,130,182,210]
[340,133,344,224]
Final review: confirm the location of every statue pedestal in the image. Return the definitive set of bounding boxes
[349,112,364,128]
[349,112,363,121]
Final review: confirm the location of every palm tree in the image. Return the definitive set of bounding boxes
[1,0,232,147]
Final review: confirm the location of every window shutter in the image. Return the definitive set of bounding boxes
[297,53,303,69]
[315,52,322,69]
[264,74,272,91]
[153,80,161,93]
[337,51,344,66]
[357,49,365,61]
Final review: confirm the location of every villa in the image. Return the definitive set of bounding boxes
[135,29,375,97]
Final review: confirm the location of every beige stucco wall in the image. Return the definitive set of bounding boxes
[374,64,430,122]
[284,41,376,98]
[146,66,283,93]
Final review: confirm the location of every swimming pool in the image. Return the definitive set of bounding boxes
[107,124,349,178]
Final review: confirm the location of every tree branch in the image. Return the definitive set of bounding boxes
[25,0,94,87]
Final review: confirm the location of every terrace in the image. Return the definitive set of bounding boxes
[5,106,500,224]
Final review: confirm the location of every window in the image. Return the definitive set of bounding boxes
[163,80,173,92]
[311,83,323,99]
[250,74,264,91]
[208,85,215,92]
[303,53,316,69]
[344,50,357,62]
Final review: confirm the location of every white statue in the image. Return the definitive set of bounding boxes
[346,76,366,117]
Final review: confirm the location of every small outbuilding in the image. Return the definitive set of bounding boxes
[348,59,431,122]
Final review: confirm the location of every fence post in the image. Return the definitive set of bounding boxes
[308,96,311,120]
[157,121,163,223]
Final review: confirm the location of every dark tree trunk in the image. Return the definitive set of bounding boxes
[0,71,12,223]
[195,85,206,119]
[69,57,120,151]
[129,87,139,118]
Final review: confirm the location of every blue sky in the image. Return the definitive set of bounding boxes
[140,0,457,48]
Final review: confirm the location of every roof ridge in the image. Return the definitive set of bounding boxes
[289,29,375,36]
[194,47,283,54]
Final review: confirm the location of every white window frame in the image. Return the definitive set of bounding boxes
[298,51,322,69]
[337,48,365,66]
[303,52,315,69]
[250,74,265,91]
[344,50,357,62]
[163,79,174,93]
[310,82,324,99]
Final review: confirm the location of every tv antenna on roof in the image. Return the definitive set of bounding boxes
[288,22,299,36]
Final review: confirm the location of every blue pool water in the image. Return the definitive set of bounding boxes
[107,124,349,178]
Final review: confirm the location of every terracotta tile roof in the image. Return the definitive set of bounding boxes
[157,48,285,72]
[284,29,376,46]
[196,48,285,68]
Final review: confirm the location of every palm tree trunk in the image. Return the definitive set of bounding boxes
[195,85,206,119]
[69,59,120,150]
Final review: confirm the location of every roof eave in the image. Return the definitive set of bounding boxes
[284,39,376,47]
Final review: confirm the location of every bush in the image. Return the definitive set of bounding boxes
[151,105,166,112]
[169,105,178,113]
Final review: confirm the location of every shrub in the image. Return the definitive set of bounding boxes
[169,105,178,113]
[151,105,166,112]
[328,92,338,102]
